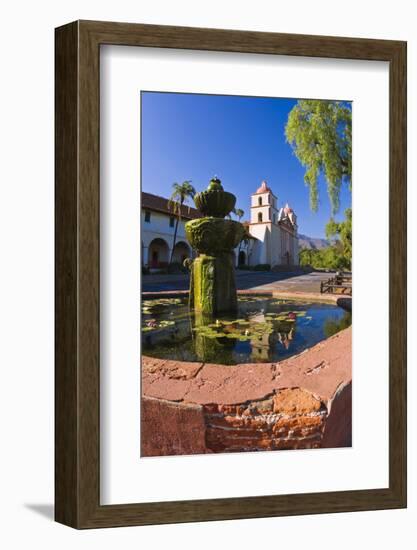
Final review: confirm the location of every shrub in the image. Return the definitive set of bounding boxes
[167,262,188,274]
[299,245,350,271]
[253,264,271,271]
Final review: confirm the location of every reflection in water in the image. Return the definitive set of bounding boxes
[193,311,235,364]
[142,296,351,365]
[324,312,352,338]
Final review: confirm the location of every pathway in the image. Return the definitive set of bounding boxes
[142,270,333,294]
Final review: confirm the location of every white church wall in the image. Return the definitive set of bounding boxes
[248,223,270,265]
[250,204,272,224]
[248,239,262,266]
[141,210,188,246]
[292,232,300,265]
[141,210,192,266]
[250,192,270,208]
[270,224,283,266]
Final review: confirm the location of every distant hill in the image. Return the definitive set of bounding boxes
[298,234,330,250]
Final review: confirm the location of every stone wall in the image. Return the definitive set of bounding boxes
[204,389,327,453]
[141,326,352,457]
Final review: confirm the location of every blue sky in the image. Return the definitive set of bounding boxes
[141,92,351,238]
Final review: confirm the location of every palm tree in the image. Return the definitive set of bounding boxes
[233,208,244,222]
[168,180,196,264]
[227,207,244,221]
[233,208,245,262]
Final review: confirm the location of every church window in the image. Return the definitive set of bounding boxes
[273,213,276,224]
[144,210,151,223]
[258,212,263,223]
[258,196,262,206]
[169,216,175,227]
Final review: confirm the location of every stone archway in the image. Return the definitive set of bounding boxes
[148,238,170,268]
[238,250,246,266]
[172,241,191,264]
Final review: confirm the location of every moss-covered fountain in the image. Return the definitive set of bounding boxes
[185,177,245,314]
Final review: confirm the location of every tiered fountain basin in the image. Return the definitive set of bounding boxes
[141,290,352,456]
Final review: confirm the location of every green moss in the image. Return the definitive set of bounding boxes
[191,253,239,315]
[184,207,244,316]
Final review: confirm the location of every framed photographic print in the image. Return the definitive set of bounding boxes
[55,20,407,528]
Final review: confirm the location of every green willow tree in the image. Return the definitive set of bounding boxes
[299,208,352,270]
[285,100,352,215]
[168,180,196,265]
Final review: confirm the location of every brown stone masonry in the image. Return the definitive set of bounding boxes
[204,389,327,453]
[141,325,352,456]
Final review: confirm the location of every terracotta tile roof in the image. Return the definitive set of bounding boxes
[254,180,272,194]
[142,191,201,220]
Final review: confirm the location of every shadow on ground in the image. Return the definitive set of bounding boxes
[141,270,314,293]
[235,271,306,290]
[24,503,54,521]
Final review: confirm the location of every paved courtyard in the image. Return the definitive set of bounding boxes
[142,270,333,294]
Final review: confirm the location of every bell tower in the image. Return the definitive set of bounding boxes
[250,181,278,224]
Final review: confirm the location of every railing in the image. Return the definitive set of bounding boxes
[320,273,352,295]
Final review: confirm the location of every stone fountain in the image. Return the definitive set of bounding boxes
[142,179,352,454]
[185,177,245,315]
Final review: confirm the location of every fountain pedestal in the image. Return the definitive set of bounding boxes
[185,178,245,315]
[191,252,237,313]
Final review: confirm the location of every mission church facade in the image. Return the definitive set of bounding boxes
[244,180,299,267]
[141,180,299,269]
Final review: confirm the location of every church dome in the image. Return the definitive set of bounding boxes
[283,203,293,215]
[255,180,271,194]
